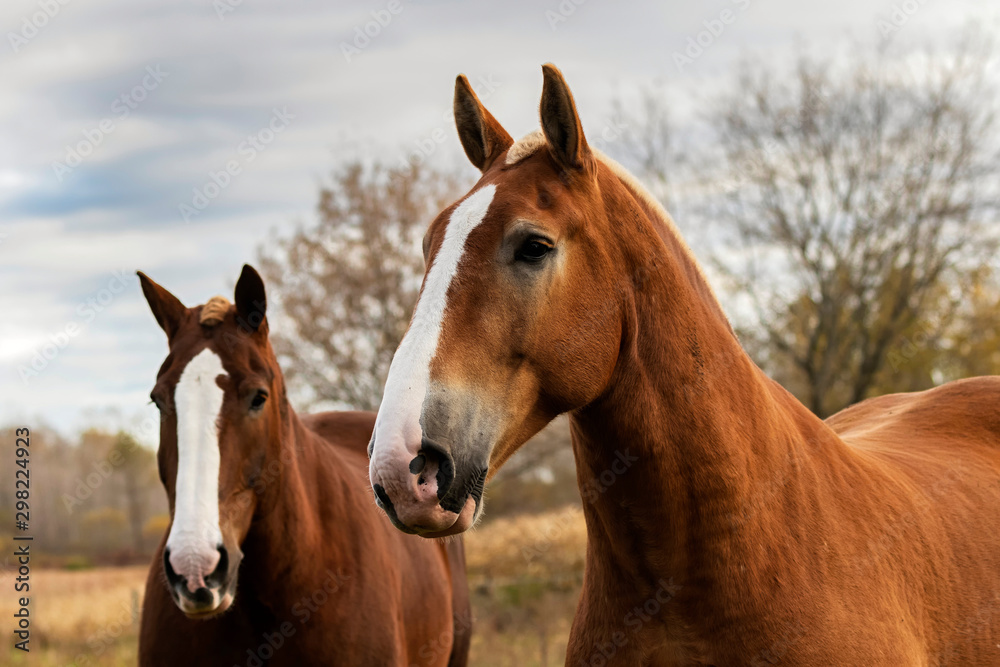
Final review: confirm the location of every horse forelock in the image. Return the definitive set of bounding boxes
[505,130,547,165]
[200,296,231,326]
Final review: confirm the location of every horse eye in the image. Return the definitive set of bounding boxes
[149,393,162,411]
[516,238,554,263]
[249,389,268,412]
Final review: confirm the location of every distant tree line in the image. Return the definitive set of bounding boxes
[0,427,166,565]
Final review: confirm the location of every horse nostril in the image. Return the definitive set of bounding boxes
[373,483,411,533]
[420,439,455,500]
[409,454,426,474]
[163,548,184,588]
[205,545,228,588]
[373,483,393,511]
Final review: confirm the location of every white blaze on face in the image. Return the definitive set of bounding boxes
[371,184,497,473]
[165,347,226,592]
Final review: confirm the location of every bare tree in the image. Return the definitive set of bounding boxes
[606,86,676,204]
[704,35,1000,416]
[258,161,466,410]
[932,265,1000,381]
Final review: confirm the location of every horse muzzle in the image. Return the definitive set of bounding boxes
[369,436,486,538]
[163,544,240,618]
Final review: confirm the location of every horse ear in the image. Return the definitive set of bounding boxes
[454,74,514,172]
[137,271,186,340]
[539,63,591,172]
[234,264,267,333]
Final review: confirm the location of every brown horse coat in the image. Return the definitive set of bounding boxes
[137,267,469,667]
[368,64,1000,665]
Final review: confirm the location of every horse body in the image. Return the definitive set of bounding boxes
[137,269,469,667]
[367,64,1000,665]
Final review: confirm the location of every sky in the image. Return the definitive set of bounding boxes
[2,0,997,442]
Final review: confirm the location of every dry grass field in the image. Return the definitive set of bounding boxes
[1,565,145,666]
[1,507,586,667]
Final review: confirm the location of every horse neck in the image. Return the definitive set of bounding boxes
[570,169,844,585]
[241,394,353,598]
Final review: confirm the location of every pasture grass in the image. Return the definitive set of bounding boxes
[1,566,146,666]
[1,508,587,666]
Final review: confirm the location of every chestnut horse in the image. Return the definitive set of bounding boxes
[137,265,469,666]
[368,64,1000,664]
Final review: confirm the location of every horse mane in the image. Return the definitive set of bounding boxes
[200,296,231,326]
[505,130,733,334]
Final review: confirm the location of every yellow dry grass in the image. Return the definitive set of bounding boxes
[460,506,586,666]
[465,505,587,581]
[0,508,587,666]
[1,565,147,666]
